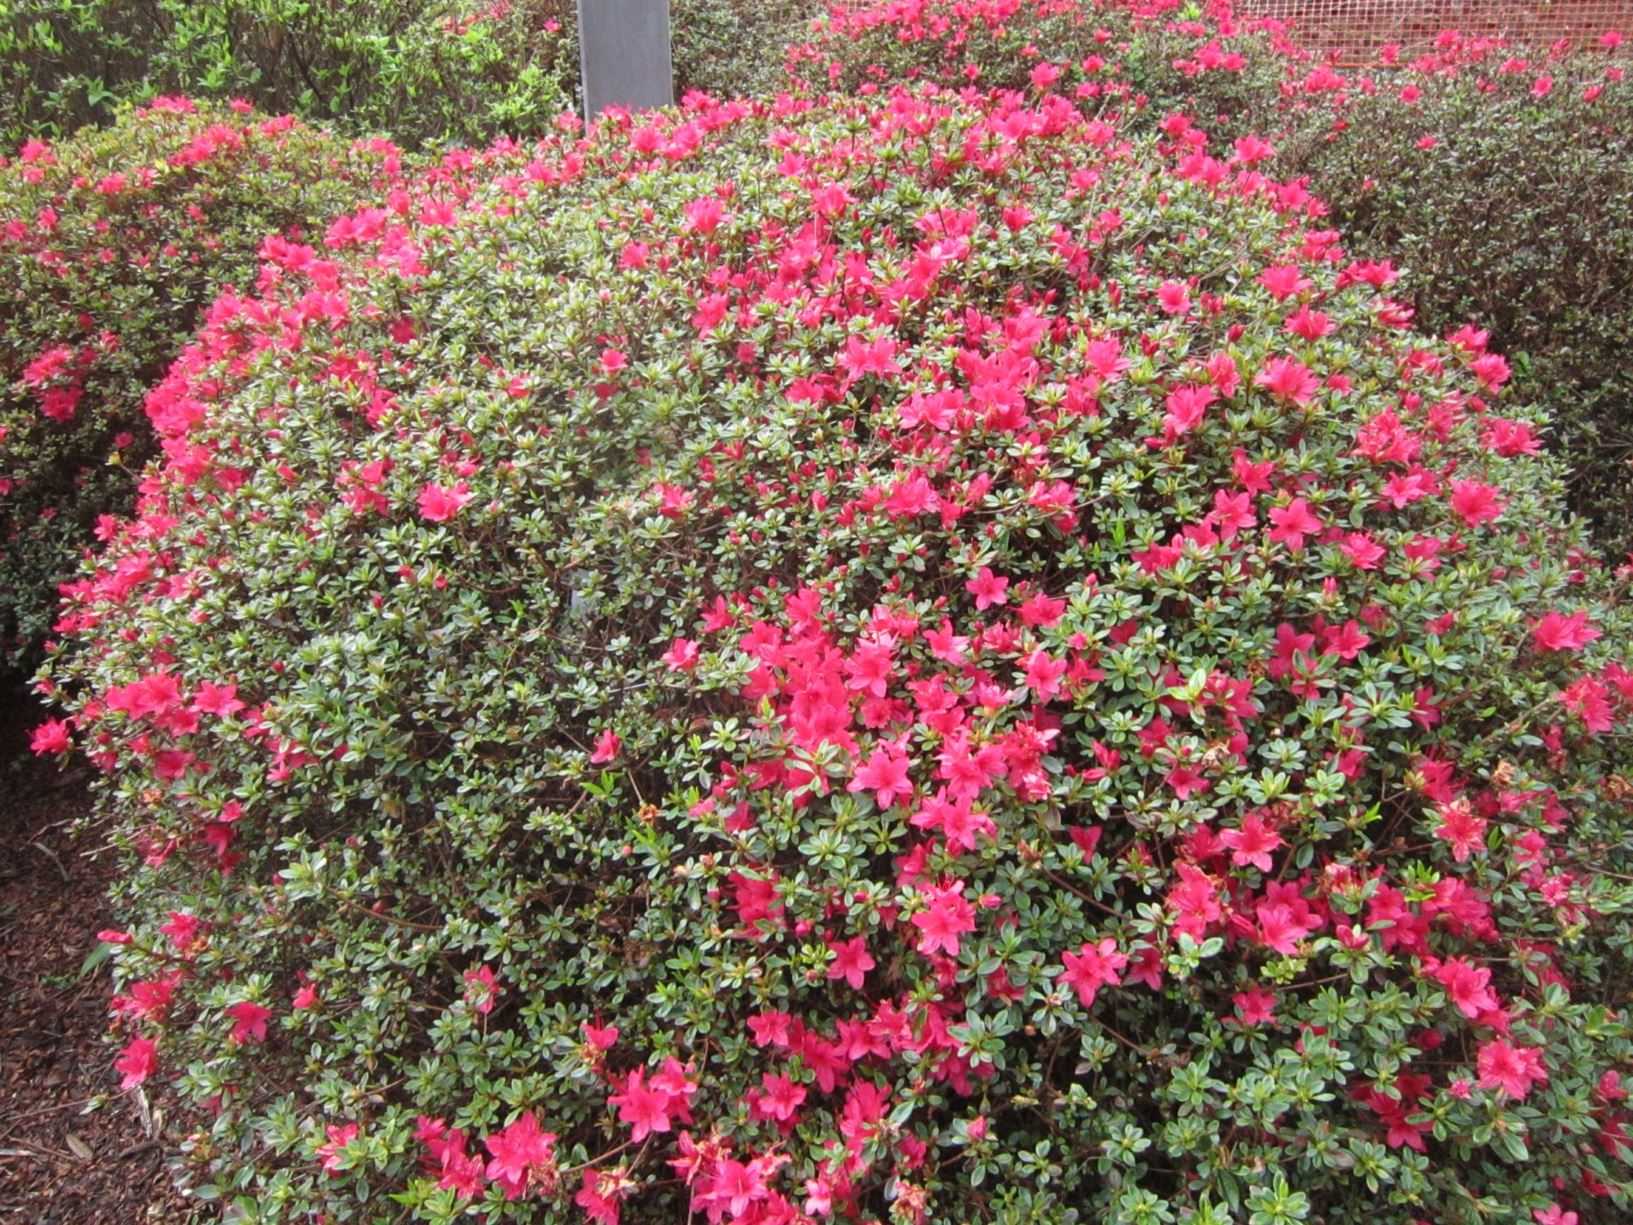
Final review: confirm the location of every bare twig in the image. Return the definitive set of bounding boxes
[27,841,69,884]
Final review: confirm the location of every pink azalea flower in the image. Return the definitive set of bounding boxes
[418,480,472,522]
[1430,956,1498,1019]
[911,881,976,957]
[609,1068,681,1142]
[848,745,913,809]
[1254,356,1319,405]
[1233,987,1277,1026]
[115,1036,158,1089]
[29,718,70,755]
[1267,497,1323,552]
[825,936,875,990]
[1448,479,1505,527]
[965,566,1010,610]
[589,729,622,764]
[226,999,273,1044]
[1157,279,1191,315]
[1060,938,1128,1008]
[317,1123,359,1175]
[1434,799,1489,862]
[662,638,701,671]
[1531,611,1600,652]
[483,1111,559,1200]
[1221,811,1283,872]
[464,964,499,1015]
[1476,1038,1548,1100]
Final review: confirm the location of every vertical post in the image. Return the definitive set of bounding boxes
[577,0,675,120]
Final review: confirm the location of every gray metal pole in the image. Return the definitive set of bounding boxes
[577,0,675,120]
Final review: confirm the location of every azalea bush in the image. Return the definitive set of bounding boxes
[1285,40,1633,558]
[788,0,1298,128]
[0,99,405,673]
[32,69,1633,1224]
[800,3,1633,558]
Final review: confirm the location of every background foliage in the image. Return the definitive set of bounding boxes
[0,0,826,151]
[0,99,402,673]
[1283,56,1633,559]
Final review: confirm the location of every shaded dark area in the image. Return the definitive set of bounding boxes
[0,679,190,1223]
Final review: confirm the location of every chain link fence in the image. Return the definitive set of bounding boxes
[1238,0,1633,63]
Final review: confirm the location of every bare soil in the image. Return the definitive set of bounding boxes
[0,679,193,1223]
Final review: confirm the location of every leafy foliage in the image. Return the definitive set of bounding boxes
[0,0,575,150]
[1284,48,1633,559]
[671,0,826,102]
[0,99,403,673]
[0,0,827,152]
[36,69,1633,1225]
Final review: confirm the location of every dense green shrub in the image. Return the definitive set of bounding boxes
[0,99,404,673]
[1284,45,1633,558]
[36,70,1633,1223]
[671,0,826,101]
[0,0,575,150]
[0,0,820,151]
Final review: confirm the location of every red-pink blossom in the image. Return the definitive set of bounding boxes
[848,744,913,809]
[1233,987,1277,1026]
[1254,355,1319,405]
[1434,799,1489,862]
[417,481,472,522]
[1267,497,1323,552]
[1430,956,1499,1019]
[115,1036,158,1089]
[662,638,701,671]
[29,718,70,755]
[1156,279,1191,315]
[965,566,1010,610]
[317,1123,359,1175]
[1531,611,1600,652]
[609,1068,681,1142]
[911,881,976,957]
[483,1111,558,1200]
[825,935,875,990]
[1448,479,1505,527]
[464,964,499,1015]
[226,999,273,1044]
[1060,938,1128,1008]
[1476,1038,1548,1100]
[1221,811,1284,872]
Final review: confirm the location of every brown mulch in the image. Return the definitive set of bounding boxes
[0,680,194,1224]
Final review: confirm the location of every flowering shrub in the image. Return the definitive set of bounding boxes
[789,0,1296,127]
[36,71,1633,1225]
[0,99,404,672]
[1284,40,1633,559]
[799,3,1633,558]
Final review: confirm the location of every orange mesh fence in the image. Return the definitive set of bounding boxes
[1239,0,1633,63]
